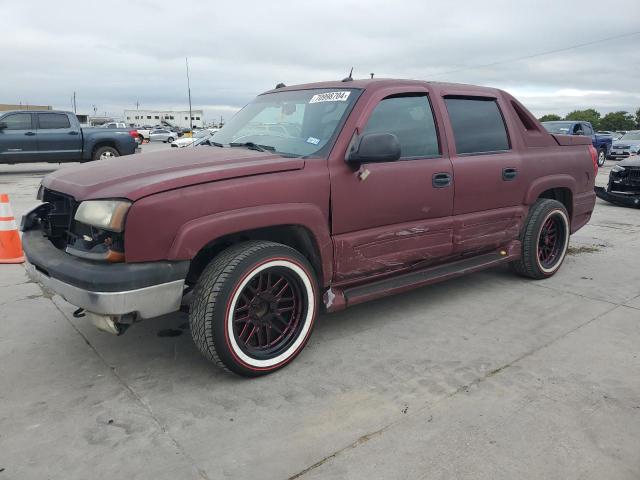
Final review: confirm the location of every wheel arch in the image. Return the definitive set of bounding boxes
[170,204,333,287]
[185,225,326,288]
[537,187,573,219]
[525,175,576,219]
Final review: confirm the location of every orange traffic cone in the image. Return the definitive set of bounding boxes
[0,193,25,264]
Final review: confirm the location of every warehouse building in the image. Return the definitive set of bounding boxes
[124,109,204,129]
[0,103,52,111]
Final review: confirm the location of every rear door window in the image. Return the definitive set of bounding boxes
[37,113,71,129]
[363,94,440,158]
[444,97,510,154]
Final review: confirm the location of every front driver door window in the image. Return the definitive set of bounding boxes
[330,93,454,280]
[0,113,38,162]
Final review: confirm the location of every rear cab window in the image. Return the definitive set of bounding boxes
[37,113,71,129]
[444,97,510,155]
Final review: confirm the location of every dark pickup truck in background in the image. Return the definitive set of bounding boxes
[0,110,139,164]
[541,120,612,166]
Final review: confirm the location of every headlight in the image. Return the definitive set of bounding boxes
[74,200,131,232]
[611,165,626,173]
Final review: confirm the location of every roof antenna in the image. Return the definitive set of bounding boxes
[275,82,286,89]
[370,73,374,79]
[342,67,353,82]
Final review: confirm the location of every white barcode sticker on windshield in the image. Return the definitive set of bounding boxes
[309,91,351,103]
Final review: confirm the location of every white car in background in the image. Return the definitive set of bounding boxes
[171,129,214,148]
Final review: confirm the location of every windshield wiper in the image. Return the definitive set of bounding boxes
[229,142,276,153]
[210,141,224,147]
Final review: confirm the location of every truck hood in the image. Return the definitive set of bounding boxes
[42,147,305,201]
[613,140,640,148]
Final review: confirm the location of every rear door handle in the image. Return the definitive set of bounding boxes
[68,131,79,135]
[502,167,518,181]
[24,131,36,136]
[432,172,452,188]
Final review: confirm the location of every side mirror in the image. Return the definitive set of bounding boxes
[0,122,7,130]
[347,133,401,166]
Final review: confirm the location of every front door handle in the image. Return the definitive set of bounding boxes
[432,172,452,188]
[502,167,518,181]
[68,131,79,135]
[24,131,36,136]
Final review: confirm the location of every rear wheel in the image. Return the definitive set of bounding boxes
[510,199,570,279]
[93,146,119,161]
[189,241,318,377]
[597,148,606,167]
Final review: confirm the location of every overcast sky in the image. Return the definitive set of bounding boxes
[2,0,639,122]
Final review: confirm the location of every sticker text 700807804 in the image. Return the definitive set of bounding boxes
[309,91,351,104]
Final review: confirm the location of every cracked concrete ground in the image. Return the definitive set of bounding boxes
[0,152,639,479]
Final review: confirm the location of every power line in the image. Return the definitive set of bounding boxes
[429,30,640,77]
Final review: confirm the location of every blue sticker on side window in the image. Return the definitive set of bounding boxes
[306,136,320,145]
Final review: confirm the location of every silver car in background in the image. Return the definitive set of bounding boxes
[149,128,176,143]
[609,131,640,160]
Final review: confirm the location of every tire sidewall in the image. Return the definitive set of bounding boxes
[534,207,570,276]
[598,149,606,166]
[208,246,318,375]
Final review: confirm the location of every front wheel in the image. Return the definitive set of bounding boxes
[189,241,318,377]
[167,137,175,143]
[510,199,570,279]
[597,149,606,167]
[93,146,119,161]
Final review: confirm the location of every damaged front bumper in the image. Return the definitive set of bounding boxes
[594,186,640,208]
[22,229,190,331]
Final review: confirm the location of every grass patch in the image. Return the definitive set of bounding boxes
[567,245,601,255]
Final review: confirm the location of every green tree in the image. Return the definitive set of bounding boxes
[565,109,601,130]
[539,114,562,122]
[635,107,640,128]
[599,111,636,131]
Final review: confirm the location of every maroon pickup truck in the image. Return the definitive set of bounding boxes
[22,79,598,376]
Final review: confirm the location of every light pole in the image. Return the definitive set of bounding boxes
[186,57,193,133]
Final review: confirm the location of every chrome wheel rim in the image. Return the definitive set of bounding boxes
[99,151,116,160]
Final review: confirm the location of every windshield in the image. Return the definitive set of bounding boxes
[541,122,574,134]
[620,131,640,141]
[213,88,360,157]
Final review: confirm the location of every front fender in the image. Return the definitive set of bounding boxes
[168,203,333,284]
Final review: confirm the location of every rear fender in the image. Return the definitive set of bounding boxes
[524,174,576,206]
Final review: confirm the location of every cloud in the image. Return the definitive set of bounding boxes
[2,0,639,121]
